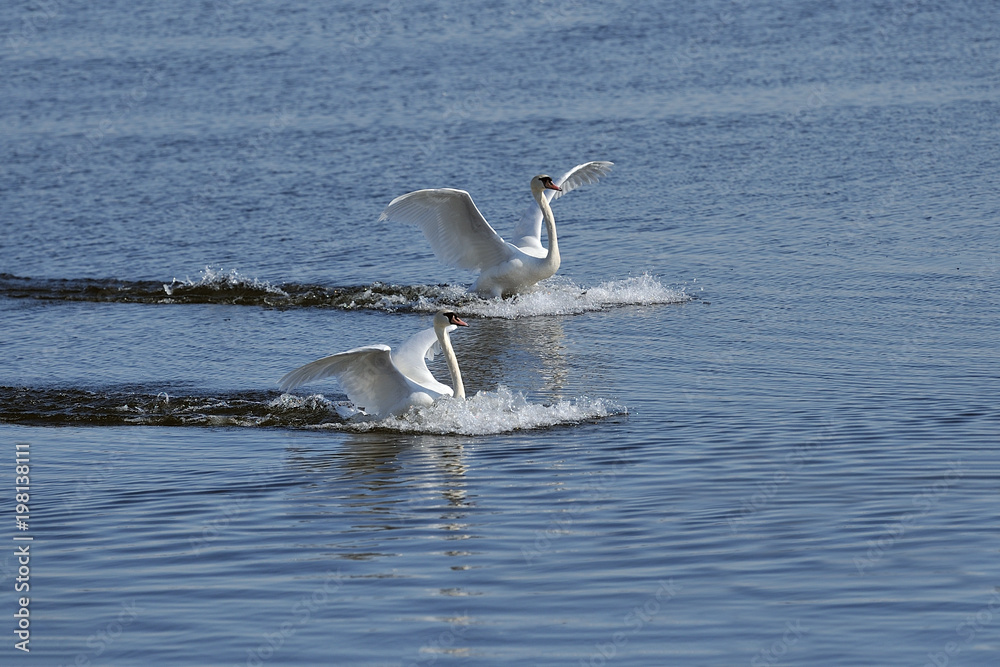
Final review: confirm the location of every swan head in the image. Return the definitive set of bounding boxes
[530,174,562,196]
[434,310,469,330]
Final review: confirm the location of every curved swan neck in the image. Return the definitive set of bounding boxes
[535,190,560,266]
[438,328,465,400]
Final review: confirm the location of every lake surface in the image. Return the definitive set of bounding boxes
[1,0,998,664]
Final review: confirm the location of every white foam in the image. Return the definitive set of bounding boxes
[269,393,340,411]
[159,266,685,316]
[269,392,359,419]
[163,265,287,296]
[276,386,626,436]
[426,273,688,319]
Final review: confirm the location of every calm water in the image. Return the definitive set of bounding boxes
[2,0,999,664]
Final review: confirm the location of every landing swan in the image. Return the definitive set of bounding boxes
[379,161,613,298]
[278,310,467,418]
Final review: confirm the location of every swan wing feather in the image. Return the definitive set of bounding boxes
[511,161,614,249]
[419,324,458,363]
[390,324,454,390]
[379,188,514,270]
[278,345,415,417]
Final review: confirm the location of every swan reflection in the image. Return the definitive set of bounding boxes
[284,432,473,525]
[445,314,569,402]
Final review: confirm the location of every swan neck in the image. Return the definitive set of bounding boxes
[438,328,465,400]
[536,191,559,265]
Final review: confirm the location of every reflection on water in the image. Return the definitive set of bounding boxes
[282,431,483,612]
[7,0,997,661]
[460,315,570,400]
[285,432,473,532]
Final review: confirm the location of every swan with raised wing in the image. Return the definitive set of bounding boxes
[278,310,467,418]
[379,161,613,298]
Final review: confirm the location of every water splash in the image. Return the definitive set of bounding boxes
[1,269,687,316]
[163,265,288,299]
[0,385,624,433]
[299,386,626,436]
[445,274,688,319]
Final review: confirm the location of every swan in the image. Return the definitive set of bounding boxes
[277,310,468,418]
[379,161,614,298]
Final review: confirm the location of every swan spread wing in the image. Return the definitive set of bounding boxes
[379,188,513,271]
[510,161,614,250]
[278,345,415,417]
[390,324,457,393]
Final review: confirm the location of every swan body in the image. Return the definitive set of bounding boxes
[379,161,613,298]
[278,310,467,418]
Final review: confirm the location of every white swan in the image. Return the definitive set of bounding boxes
[379,161,614,298]
[278,310,468,418]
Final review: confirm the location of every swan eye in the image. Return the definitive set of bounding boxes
[443,311,468,327]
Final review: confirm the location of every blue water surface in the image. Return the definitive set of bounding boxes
[1,1,998,665]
